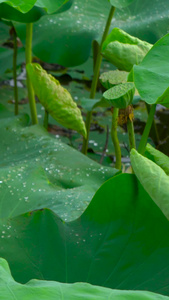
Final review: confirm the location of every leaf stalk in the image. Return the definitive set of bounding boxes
[82,5,116,154]
[25,23,38,125]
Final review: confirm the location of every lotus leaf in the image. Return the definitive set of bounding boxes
[145,144,169,175]
[133,33,169,107]
[0,258,168,300]
[109,0,134,8]
[14,0,168,67]
[35,0,71,14]
[0,4,46,22]
[130,149,169,220]
[100,70,128,89]
[0,109,117,220]
[0,174,169,297]
[103,82,135,108]
[0,0,36,13]
[102,28,152,71]
[0,0,72,23]
[26,63,87,138]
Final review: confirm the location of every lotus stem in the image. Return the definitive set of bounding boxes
[145,103,159,145]
[82,5,116,155]
[138,104,156,155]
[12,27,19,115]
[127,118,136,150]
[111,107,121,170]
[43,110,49,129]
[25,23,38,125]
[100,125,109,164]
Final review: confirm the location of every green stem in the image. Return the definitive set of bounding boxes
[25,23,38,125]
[43,110,49,129]
[82,5,116,155]
[138,104,156,154]
[111,108,121,170]
[145,103,159,145]
[127,118,136,150]
[13,27,19,115]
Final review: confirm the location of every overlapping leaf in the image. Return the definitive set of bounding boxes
[133,33,169,107]
[0,258,168,300]
[0,108,117,220]
[14,0,169,67]
[130,149,169,220]
[145,144,169,175]
[35,0,71,14]
[0,0,36,13]
[0,0,73,23]
[0,174,168,296]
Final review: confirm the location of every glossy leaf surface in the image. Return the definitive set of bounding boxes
[131,149,169,220]
[0,174,169,297]
[26,63,87,138]
[102,28,152,71]
[0,109,117,221]
[133,33,169,107]
[0,258,168,300]
[103,82,135,108]
[14,0,168,67]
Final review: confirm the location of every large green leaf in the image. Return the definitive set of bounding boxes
[14,0,169,67]
[0,0,73,23]
[133,33,169,107]
[130,149,169,220]
[35,0,70,14]
[102,28,152,71]
[109,0,134,8]
[0,4,46,23]
[0,0,36,13]
[0,109,117,220]
[0,258,167,300]
[1,173,169,297]
[26,63,87,138]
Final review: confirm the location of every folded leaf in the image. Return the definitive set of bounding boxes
[26,63,87,138]
[102,28,152,71]
[103,82,135,108]
[145,144,169,175]
[130,148,169,220]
